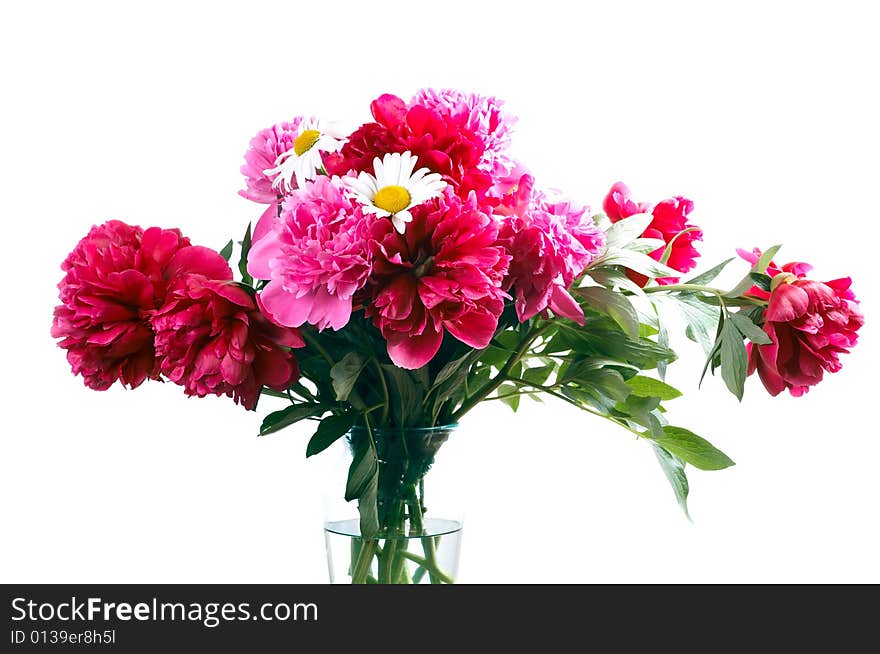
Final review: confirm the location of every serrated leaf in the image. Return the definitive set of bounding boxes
[604,212,654,248]
[238,222,253,286]
[684,257,735,287]
[219,239,234,262]
[575,286,640,338]
[730,312,772,345]
[653,444,691,520]
[720,319,748,401]
[331,352,368,402]
[626,375,682,400]
[650,426,735,471]
[306,412,357,457]
[260,403,325,436]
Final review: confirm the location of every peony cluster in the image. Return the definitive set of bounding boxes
[52,220,302,409]
[242,89,607,368]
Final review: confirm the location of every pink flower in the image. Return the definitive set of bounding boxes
[52,220,228,390]
[749,274,863,397]
[602,181,702,286]
[248,176,373,331]
[239,119,303,240]
[152,277,303,410]
[411,88,517,179]
[497,175,605,324]
[327,93,492,201]
[366,190,510,369]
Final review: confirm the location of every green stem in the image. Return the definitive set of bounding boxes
[371,358,390,425]
[450,322,551,422]
[351,539,378,584]
[301,329,335,367]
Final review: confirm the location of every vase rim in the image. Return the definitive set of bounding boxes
[349,423,458,434]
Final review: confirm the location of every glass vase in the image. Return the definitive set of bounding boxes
[323,424,462,584]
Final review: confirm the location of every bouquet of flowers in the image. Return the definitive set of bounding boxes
[52,88,863,583]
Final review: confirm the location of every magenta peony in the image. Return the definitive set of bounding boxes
[51,220,227,390]
[328,94,492,201]
[497,175,605,324]
[239,119,303,240]
[366,190,510,369]
[247,175,373,331]
[152,275,304,409]
[602,181,702,286]
[746,262,863,397]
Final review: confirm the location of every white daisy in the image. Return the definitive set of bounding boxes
[264,118,346,192]
[346,151,447,234]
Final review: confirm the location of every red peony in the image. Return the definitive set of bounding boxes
[749,273,863,397]
[602,181,702,286]
[327,94,492,201]
[51,220,217,390]
[152,275,304,409]
[365,190,510,369]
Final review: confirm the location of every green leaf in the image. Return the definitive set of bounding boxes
[653,444,691,520]
[650,426,735,471]
[626,375,682,400]
[565,367,633,404]
[729,312,773,345]
[720,319,748,401]
[604,212,654,248]
[238,222,253,286]
[331,352,368,402]
[754,244,782,274]
[345,441,379,538]
[382,365,422,427]
[684,257,735,287]
[587,268,648,299]
[430,352,473,390]
[575,286,640,338]
[618,395,663,437]
[594,247,680,280]
[497,383,520,412]
[218,239,234,262]
[748,272,772,292]
[306,412,357,457]
[626,237,666,254]
[659,227,701,265]
[260,403,325,436]
[522,364,555,387]
[664,294,721,356]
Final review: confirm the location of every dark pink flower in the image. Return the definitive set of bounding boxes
[602,181,702,286]
[497,175,605,324]
[736,247,814,299]
[365,190,510,369]
[51,220,226,390]
[749,274,863,397]
[327,93,492,202]
[152,276,304,410]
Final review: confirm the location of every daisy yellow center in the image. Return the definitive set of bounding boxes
[373,185,411,214]
[293,129,321,156]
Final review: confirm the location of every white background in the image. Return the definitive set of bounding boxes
[1,1,877,583]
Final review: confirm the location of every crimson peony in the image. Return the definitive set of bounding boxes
[750,273,863,397]
[152,275,303,409]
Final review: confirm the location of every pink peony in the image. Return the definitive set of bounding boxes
[239,119,303,240]
[52,220,228,390]
[327,93,492,201]
[497,175,606,324]
[736,247,813,299]
[366,190,510,369]
[602,182,702,286]
[248,175,373,331]
[152,276,303,410]
[749,273,863,397]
